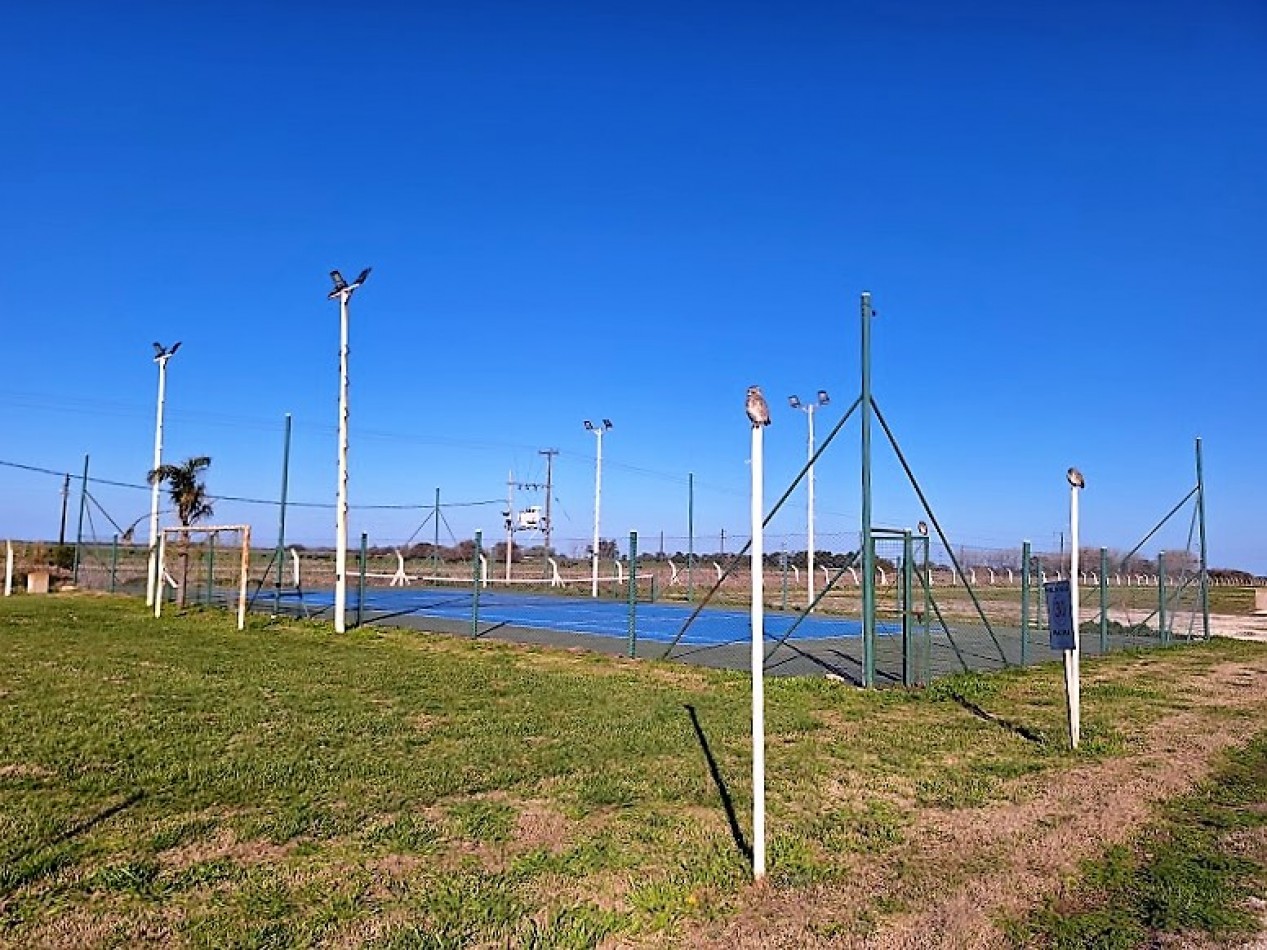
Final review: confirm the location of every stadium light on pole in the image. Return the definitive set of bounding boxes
[584,419,612,598]
[788,389,829,610]
[146,341,181,607]
[329,267,371,634]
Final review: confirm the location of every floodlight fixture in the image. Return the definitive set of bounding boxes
[328,267,371,300]
[788,395,801,409]
[583,420,594,430]
[816,389,830,406]
[602,419,613,430]
[1067,467,1085,489]
[917,520,929,536]
[152,341,181,362]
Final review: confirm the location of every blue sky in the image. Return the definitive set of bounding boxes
[2,0,1264,571]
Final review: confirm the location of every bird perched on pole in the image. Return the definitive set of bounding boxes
[746,386,771,427]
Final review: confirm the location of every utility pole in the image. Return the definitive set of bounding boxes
[58,474,70,546]
[507,469,548,580]
[539,448,558,556]
[505,470,515,581]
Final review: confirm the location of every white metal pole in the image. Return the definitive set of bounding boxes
[1067,482,1082,747]
[145,356,168,606]
[806,406,815,610]
[750,420,767,880]
[154,532,166,618]
[4,540,13,596]
[334,291,350,633]
[237,525,251,631]
[591,428,603,598]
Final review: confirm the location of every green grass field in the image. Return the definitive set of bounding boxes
[2,594,1265,947]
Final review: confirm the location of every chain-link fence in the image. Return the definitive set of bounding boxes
[3,526,1247,688]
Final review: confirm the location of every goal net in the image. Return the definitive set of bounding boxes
[156,524,252,630]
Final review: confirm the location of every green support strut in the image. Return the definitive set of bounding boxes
[627,531,638,658]
[472,530,482,638]
[1099,547,1108,654]
[860,292,876,688]
[1020,540,1031,666]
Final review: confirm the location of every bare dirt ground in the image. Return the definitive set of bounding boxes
[669,620,1267,950]
[1209,612,1267,642]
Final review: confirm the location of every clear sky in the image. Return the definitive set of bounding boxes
[2,0,1264,572]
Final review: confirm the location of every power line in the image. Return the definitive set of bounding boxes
[0,458,500,511]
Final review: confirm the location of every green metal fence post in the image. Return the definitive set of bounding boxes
[109,534,119,593]
[902,530,914,687]
[1020,540,1031,666]
[274,412,292,616]
[472,530,482,638]
[860,291,876,689]
[687,473,695,604]
[921,536,932,684]
[433,487,441,582]
[356,532,367,629]
[1099,547,1108,654]
[1195,438,1210,640]
[1158,550,1168,645]
[627,530,638,658]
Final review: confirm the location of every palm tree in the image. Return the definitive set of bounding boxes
[148,455,213,607]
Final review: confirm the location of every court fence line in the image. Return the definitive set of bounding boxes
[3,523,1228,687]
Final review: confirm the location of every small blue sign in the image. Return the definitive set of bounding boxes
[1044,580,1076,651]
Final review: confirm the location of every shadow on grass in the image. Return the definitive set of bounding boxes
[950,694,1047,745]
[0,789,145,896]
[684,704,752,867]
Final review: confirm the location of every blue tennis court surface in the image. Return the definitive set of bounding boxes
[297,586,900,646]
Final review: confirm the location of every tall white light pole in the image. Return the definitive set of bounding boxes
[584,419,612,598]
[750,404,768,880]
[788,390,829,610]
[1066,466,1085,748]
[328,267,371,634]
[743,384,772,879]
[146,341,181,606]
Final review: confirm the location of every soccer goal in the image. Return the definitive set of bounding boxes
[155,524,252,630]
